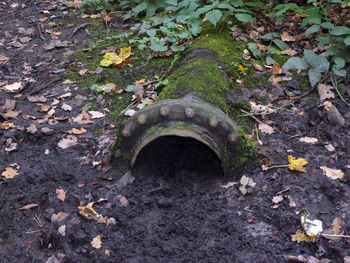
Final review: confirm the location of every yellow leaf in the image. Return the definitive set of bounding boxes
[291,230,314,243]
[78,202,103,221]
[238,63,247,74]
[91,235,102,249]
[2,167,19,179]
[119,46,131,60]
[100,58,113,67]
[287,155,308,173]
[100,52,124,67]
[56,188,67,202]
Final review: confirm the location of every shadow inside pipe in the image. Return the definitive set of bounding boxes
[132,136,224,178]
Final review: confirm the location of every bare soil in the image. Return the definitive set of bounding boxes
[0,1,350,262]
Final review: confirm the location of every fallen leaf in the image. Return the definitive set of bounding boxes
[56,189,66,202]
[27,95,47,103]
[58,225,66,236]
[20,203,39,210]
[97,83,116,92]
[105,249,111,256]
[2,110,21,118]
[253,62,263,71]
[3,81,22,93]
[320,166,344,180]
[61,103,72,111]
[91,235,102,249]
[65,128,87,135]
[51,212,69,223]
[288,155,308,173]
[78,202,103,221]
[281,32,296,41]
[332,217,342,234]
[100,46,131,67]
[318,84,335,100]
[26,123,37,134]
[259,123,274,134]
[299,137,318,144]
[136,79,146,84]
[272,195,283,204]
[324,144,335,152]
[79,69,88,76]
[0,122,16,130]
[324,101,332,111]
[58,135,78,149]
[291,230,313,243]
[238,63,248,74]
[88,111,105,119]
[2,166,19,179]
[281,48,298,56]
[124,109,136,116]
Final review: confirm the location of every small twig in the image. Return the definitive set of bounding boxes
[239,109,264,124]
[33,215,44,232]
[26,230,42,234]
[69,23,89,38]
[25,78,63,98]
[36,22,45,41]
[321,233,350,238]
[119,100,137,116]
[331,74,350,107]
[288,133,306,139]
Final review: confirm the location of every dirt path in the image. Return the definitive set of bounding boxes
[1,1,350,262]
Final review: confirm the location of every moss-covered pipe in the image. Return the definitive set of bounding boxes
[117,48,252,175]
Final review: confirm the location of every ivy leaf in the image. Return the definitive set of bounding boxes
[205,10,222,26]
[304,49,329,72]
[133,1,148,15]
[308,68,321,87]
[150,42,167,52]
[235,13,254,24]
[305,24,320,36]
[330,26,350,35]
[272,39,289,50]
[344,35,350,46]
[320,22,334,29]
[282,57,308,70]
[334,57,345,68]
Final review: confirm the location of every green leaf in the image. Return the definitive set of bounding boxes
[334,57,345,68]
[282,57,308,70]
[332,67,346,77]
[235,13,254,24]
[247,43,262,58]
[205,10,222,26]
[166,0,177,5]
[261,32,280,40]
[305,25,320,36]
[330,26,350,35]
[150,42,168,52]
[133,1,148,15]
[266,56,275,66]
[304,49,329,72]
[320,22,334,29]
[125,85,134,92]
[273,39,289,50]
[344,35,350,46]
[308,68,321,87]
[146,29,157,37]
[170,43,185,52]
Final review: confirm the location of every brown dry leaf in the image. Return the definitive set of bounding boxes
[318,84,335,100]
[88,111,105,119]
[281,32,296,41]
[78,202,103,222]
[136,79,146,84]
[79,69,88,76]
[65,128,87,135]
[2,110,21,119]
[20,203,39,210]
[68,0,85,8]
[332,217,342,234]
[3,81,22,93]
[56,189,66,202]
[27,95,47,103]
[257,43,266,52]
[253,62,263,71]
[268,75,282,85]
[105,250,111,256]
[274,63,282,75]
[281,48,298,56]
[98,83,115,92]
[2,167,19,179]
[0,122,16,130]
[58,135,78,149]
[27,123,37,134]
[299,137,319,144]
[259,123,274,134]
[0,54,9,64]
[91,235,102,249]
[51,212,69,223]
[291,230,314,243]
[320,166,344,180]
[61,103,72,111]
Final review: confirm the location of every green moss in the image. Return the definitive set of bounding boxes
[235,126,258,166]
[158,56,229,111]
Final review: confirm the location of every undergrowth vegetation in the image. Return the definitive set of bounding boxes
[69,0,350,94]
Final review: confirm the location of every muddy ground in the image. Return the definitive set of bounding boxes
[1,1,350,262]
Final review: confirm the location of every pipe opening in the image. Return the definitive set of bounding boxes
[132,135,224,177]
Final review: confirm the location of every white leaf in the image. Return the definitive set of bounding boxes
[299,137,318,144]
[259,123,274,134]
[58,135,77,149]
[320,166,344,180]
[88,111,105,119]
